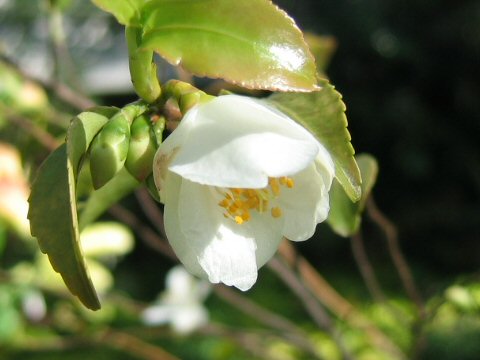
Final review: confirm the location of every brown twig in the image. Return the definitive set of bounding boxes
[278,241,408,360]
[135,187,167,239]
[366,197,425,319]
[213,285,321,358]
[350,231,386,303]
[5,112,60,151]
[100,330,180,360]
[268,256,355,360]
[0,54,95,111]
[108,204,176,261]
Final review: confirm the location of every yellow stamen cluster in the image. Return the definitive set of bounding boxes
[218,176,295,225]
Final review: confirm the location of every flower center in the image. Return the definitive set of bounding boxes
[218,177,294,225]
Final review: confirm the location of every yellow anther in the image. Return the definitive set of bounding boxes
[218,176,296,225]
[271,207,282,218]
[218,199,230,208]
[286,177,294,188]
[269,177,280,196]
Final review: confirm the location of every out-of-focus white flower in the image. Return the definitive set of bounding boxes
[141,265,210,334]
[21,289,46,322]
[153,95,334,291]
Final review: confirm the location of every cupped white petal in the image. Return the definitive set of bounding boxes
[278,146,334,241]
[153,107,199,200]
[163,172,205,277]
[167,95,320,188]
[176,179,259,290]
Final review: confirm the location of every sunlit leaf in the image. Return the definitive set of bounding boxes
[28,107,118,310]
[140,0,318,91]
[268,79,362,201]
[327,154,379,237]
[90,0,145,26]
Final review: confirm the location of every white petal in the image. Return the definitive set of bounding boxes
[168,95,320,188]
[141,304,174,326]
[242,213,284,269]
[153,107,199,200]
[278,160,333,241]
[165,266,198,300]
[198,225,258,291]
[177,179,259,290]
[163,172,205,277]
[170,304,208,334]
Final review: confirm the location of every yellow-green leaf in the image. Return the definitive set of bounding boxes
[91,0,145,26]
[327,154,379,237]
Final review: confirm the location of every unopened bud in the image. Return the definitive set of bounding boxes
[89,112,131,189]
[125,114,158,181]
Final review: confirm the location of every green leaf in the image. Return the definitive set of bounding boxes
[327,154,379,237]
[91,0,145,26]
[268,79,362,201]
[28,145,100,310]
[28,107,118,310]
[140,0,318,91]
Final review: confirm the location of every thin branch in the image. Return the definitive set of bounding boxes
[268,256,355,360]
[108,204,176,261]
[0,54,95,111]
[350,231,386,303]
[213,285,321,358]
[99,330,180,360]
[135,187,167,239]
[366,196,425,319]
[5,112,60,151]
[278,241,408,360]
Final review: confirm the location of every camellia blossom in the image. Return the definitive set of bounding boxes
[141,266,210,334]
[153,95,335,291]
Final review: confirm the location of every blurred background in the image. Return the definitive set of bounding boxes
[1,0,479,359]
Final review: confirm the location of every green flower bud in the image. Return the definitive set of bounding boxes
[163,80,213,113]
[89,112,131,189]
[125,114,158,181]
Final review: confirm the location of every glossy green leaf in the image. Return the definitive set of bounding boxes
[327,154,379,237]
[28,107,118,310]
[268,79,362,201]
[90,0,145,26]
[140,0,318,91]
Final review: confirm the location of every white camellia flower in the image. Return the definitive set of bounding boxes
[141,266,210,334]
[153,95,335,291]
